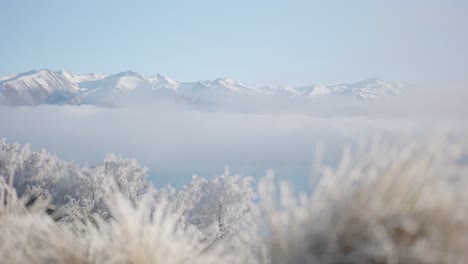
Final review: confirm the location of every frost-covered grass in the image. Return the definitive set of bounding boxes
[1,136,468,263]
[0,178,236,264]
[260,137,468,264]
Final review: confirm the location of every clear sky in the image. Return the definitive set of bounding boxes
[1,0,467,86]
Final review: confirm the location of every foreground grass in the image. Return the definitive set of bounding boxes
[1,136,468,264]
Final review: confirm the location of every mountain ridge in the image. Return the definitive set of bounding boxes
[0,70,403,106]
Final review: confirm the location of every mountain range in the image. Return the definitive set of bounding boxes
[0,69,403,106]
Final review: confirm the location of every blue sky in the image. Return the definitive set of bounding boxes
[1,0,467,86]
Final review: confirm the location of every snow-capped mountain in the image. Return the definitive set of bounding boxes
[0,69,109,105]
[295,78,401,100]
[148,74,179,91]
[0,70,403,106]
[0,69,79,105]
[178,78,256,96]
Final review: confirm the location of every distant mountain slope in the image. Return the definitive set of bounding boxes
[0,69,107,105]
[0,69,403,106]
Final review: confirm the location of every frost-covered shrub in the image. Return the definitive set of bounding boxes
[259,137,468,264]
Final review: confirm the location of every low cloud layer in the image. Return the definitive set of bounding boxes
[0,86,466,189]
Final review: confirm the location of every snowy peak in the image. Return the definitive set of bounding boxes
[109,71,146,92]
[60,70,108,83]
[258,85,301,96]
[213,77,255,92]
[320,78,402,100]
[306,84,340,97]
[297,78,402,100]
[183,77,255,94]
[0,69,81,105]
[346,78,401,100]
[147,74,179,91]
[0,74,17,82]
[0,70,403,106]
[71,71,151,105]
[213,77,242,87]
[114,70,144,79]
[256,78,402,100]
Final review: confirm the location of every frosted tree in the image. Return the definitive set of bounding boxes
[0,139,151,220]
[0,139,88,208]
[0,139,261,261]
[83,153,150,218]
[178,169,259,256]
